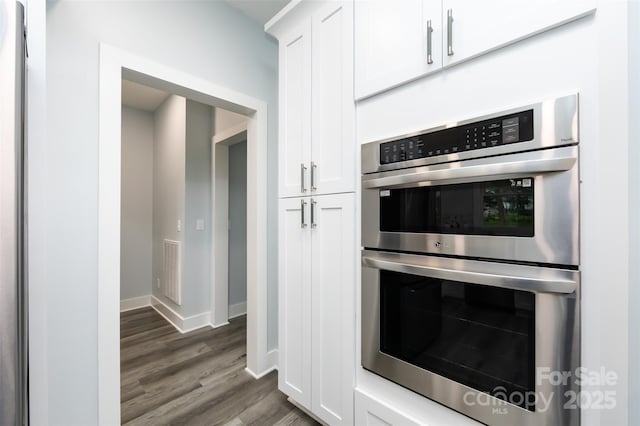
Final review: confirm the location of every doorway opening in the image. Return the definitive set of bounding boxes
[210,112,249,326]
[228,138,248,321]
[98,45,270,425]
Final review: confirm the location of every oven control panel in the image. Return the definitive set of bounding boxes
[380,109,534,165]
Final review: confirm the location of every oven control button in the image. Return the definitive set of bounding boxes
[434,241,441,248]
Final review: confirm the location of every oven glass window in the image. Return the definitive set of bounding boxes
[380,270,536,410]
[379,178,534,237]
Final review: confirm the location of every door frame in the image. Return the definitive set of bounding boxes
[98,44,270,425]
[211,124,248,327]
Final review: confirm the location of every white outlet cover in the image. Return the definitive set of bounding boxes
[196,219,205,230]
[177,219,182,232]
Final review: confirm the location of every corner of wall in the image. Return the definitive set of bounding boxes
[627,2,640,424]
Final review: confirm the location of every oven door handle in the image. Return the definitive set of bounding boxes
[362,252,577,294]
[362,155,576,189]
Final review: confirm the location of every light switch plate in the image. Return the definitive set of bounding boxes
[196,219,205,230]
[177,219,182,232]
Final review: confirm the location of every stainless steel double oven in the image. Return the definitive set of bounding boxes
[361,94,580,425]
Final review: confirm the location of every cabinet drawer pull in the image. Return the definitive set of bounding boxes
[427,19,433,64]
[311,199,317,228]
[311,161,317,192]
[301,163,307,193]
[447,9,454,56]
[301,199,307,228]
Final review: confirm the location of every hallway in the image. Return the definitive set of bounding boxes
[120,308,317,425]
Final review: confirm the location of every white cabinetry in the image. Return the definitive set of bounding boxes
[355,0,596,99]
[278,198,312,407]
[269,2,356,425]
[310,194,355,425]
[278,194,355,425]
[355,389,422,426]
[354,0,442,100]
[279,2,355,198]
[442,0,596,67]
[280,22,312,198]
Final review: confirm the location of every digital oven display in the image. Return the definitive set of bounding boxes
[379,110,534,165]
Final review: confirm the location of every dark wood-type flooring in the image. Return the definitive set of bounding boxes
[121,307,319,426]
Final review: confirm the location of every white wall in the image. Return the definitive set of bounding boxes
[214,107,248,135]
[183,99,213,316]
[24,0,48,423]
[45,7,277,418]
[120,106,154,301]
[228,140,248,311]
[628,2,640,424]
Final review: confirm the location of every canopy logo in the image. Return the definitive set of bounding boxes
[462,367,618,413]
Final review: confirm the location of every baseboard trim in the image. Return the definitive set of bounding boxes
[245,349,279,379]
[150,296,211,334]
[245,364,277,380]
[211,321,230,328]
[266,349,278,370]
[228,301,247,319]
[120,295,151,312]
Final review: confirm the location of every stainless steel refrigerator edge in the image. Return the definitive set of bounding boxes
[0,1,28,425]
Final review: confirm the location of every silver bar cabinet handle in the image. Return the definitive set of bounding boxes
[447,9,454,56]
[311,199,317,228]
[311,161,317,192]
[300,163,307,193]
[426,19,433,64]
[301,199,307,228]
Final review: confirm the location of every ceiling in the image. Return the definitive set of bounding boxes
[121,80,170,112]
[225,0,291,25]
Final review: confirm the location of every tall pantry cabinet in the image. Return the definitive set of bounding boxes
[266,2,356,425]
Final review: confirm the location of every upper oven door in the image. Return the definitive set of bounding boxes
[362,145,579,266]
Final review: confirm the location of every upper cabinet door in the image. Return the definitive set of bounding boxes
[355,0,442,100]
[442,0,596,67]
[311,1,355,195]
[279,22,312,198]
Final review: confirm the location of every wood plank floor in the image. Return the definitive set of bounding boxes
[121,307,319,426]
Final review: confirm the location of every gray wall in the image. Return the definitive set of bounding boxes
[228,140,247,309]
[120,106,154,301]
[151,95,186,311]
[151,96,212,318]
[46,2,277,422]
[184,99,213,316]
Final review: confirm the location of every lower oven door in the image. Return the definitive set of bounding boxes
[361,250,580,426]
